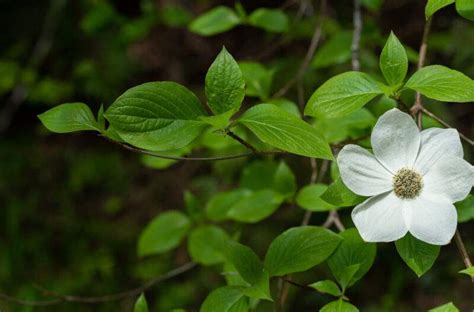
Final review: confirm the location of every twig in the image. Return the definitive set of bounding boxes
[0,0,67,134]
[410,17,432,126]
[351,0,362,71]
[420,107,474,146]
[103,136,286,161]
[226,130,257,152]
[408,16,472,282]
[323,210,345,231]
[0,262,197,306]
[454,230,474,282]
[272,0,326,98]
[301,158,319,226]
[282,277,312,290]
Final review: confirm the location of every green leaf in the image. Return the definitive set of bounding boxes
[199,110,235,130]
[328,228,376,289]
[226,241,264,284]
[425,0,455,19]
[205,47,245,115]
[429,302,459,312]
[273,161,297,198]
[312,32,352,69]
[456,0,474,21]
[361,0,383,11]
[238,104,333,159]
[200,286,245,312]
[395,233,440,277]
[380,32,408,86]
[248,8,289,33]
[455,195,474,223]
[264,226,342,276]
[227,189,284,223]
[97,104,105,130]
[459,266,474,277]
[38,103,100,133]
[226,241,272,300]
[105,82,208,151]
[296,184,335,212]
[137,211,191,257]
[313,108,375,144]
[206,189,252,221]
[309,280,342,297]
[320,299,359,312]
[189,6,241,36]
[305,72,384,118]
[188,225,229,265]
[134,294,149,312]
[321,177,364,207]
[267,98,301,117]
[239,160,296,199]
[239,62,273,100]
[404,65,474,102]
[240,160,296,197]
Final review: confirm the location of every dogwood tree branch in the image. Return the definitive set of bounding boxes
[226,130,258,152]
[351,0,362,71]
[273,0,326,98]
[103,135,286,161]
[408,16,473,280]
[0,0,67,134]
[0,262,197,306]
[454,230,474,282]
[410,17,432,127]
[420,107,474,146]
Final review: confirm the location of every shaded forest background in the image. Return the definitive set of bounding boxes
[0,0,473,311]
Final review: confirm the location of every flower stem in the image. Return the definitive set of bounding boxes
[454,229,474,283]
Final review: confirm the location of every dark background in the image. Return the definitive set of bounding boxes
[0,0,473,311]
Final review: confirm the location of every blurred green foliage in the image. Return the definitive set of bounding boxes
[0,0,473,311]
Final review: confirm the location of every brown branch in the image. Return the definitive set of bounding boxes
[420,107,474,146]
[272,0,326,98]
[454,230,474,283]
[282,277,312,290]
[407,16,472,281]
[410,17,432,126]
[103,135,286,161]
[0,262,197,306]
[226,130,257,152]
[351,0,362,71]
[0,0,67,134]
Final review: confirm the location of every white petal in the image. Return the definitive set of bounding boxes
[352,192,408,242]
[415,128,463,175]
[407,195,457,245]
[337,145,393,196]
[423,156,474,203]
[371,108,420,172]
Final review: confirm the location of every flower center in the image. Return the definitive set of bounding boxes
[392,168,423,199]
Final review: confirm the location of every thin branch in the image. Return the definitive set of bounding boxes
[323,210,345,231]
[103,136,285,161]
[408,16,472,282]
[272,0,326,98]
[0,0,67,134]
[301,158,318,226]
[410,17,432,125]
[226,130,257,152]
[282,278,312,290]
[0,262,197,306]
[454,230,474,283]
[420,107,474,146]
[351,0,362,71]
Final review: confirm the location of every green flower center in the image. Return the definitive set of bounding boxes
[392,168,423,199]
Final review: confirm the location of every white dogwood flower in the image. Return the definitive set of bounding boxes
[338,108,474,245]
